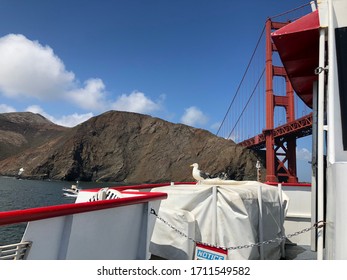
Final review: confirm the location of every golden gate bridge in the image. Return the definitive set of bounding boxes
[216,3,315,183]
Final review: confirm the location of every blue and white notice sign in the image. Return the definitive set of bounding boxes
[195,243,228,260]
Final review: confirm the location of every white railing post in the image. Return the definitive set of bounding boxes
[257,184,264,259]
[212,185,217,245]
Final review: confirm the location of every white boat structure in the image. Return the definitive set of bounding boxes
[0,181,289,260]
[17,168,24,177]
[0,0,346,260]
[270,0,347,260]
[0,188,167,260]
[62,182,81,197]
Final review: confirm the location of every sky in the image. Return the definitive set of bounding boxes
[0,0,313,182]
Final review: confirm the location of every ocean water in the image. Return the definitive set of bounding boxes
[0,176,121,246]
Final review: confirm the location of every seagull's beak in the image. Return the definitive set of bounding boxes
[190,164,193,167]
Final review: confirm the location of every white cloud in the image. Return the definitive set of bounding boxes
[26,105,47,115]
[0,34,74,99]
[227,131,240,142]
[296,147,312,161]
[180,106,208,127]
[0,34,164,117]
[53,112,94,127]
[210,122,221,132]
[69,78,107,111]
[0,104,16,113]
[0,34,106,113]
[111,91,163,114]
[26,105,93,127]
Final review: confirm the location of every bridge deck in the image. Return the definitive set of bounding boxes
[239,113,312,150]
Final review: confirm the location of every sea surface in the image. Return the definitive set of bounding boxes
[0,176,123,246]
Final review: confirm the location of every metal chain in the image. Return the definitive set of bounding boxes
[150,208,198,244]
[150,208,326,251]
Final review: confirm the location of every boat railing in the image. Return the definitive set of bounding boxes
[0,191,167,227]
[0,190,167,260]
[0,241,32,260]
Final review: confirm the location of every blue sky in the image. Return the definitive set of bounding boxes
[0,0,313,182]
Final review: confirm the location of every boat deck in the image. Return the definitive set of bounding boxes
[284,244,317,260]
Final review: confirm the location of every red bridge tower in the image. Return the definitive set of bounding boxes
[264,18,297,183]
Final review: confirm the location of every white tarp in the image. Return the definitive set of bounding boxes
[149,181,289,260]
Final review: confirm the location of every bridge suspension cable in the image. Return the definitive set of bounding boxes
[216,24,266,141]
[227,68,265,140]
[217,4,313,144]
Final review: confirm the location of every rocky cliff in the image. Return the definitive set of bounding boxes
[0,111,265,183]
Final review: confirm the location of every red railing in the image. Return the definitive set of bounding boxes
[0,191,167,226]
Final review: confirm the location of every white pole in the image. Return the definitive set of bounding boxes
[256,160,261,182]
[310,1,317,11]
[257,184,264,259]
[278,183,285,258]
[311,81,318,252]
[212,185,217,245]
[317,26,326,260]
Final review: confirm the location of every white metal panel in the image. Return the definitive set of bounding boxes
[326,162,347,259]
[324,0,347,260]
[22,216,67,259]
[65,203,145,259]
[326,0,347,163]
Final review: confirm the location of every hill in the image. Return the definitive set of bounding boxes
[0,111,265,183]
[0,112,67,161]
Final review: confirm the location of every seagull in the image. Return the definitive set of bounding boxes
[190,163,210,184]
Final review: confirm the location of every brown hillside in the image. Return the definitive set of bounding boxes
[0,111,265,183]
[0,112,67,160]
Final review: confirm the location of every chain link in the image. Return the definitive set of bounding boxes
[150,208,326,251]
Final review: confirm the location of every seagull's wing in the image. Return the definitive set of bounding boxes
[199,170,210,179]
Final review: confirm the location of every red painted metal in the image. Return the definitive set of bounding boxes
[266,182,311,187]
[265,19,277,182]
[0,191,167,226]
[115,182,196,191]
[263,18,301,183]
[240,113,312,149]
[271,10,320,108]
